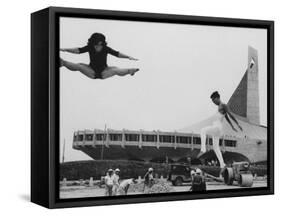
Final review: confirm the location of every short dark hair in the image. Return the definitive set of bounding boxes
[210,91,220,99]
[88,33,107,47]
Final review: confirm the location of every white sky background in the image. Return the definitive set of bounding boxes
[60,17,267,162]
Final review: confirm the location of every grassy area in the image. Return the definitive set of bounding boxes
[60,160,267,180]
[60,160,169,180]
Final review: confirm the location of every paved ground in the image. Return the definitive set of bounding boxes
[60,180,267,199]
[173,180,267,192]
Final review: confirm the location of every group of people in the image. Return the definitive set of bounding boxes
[104,168,137,196]
[103,167,156,196]
[103,166,206,195]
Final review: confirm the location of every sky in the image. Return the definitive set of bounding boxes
[59,17,267,162]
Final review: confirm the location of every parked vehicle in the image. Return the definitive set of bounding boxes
[168,164,193,186]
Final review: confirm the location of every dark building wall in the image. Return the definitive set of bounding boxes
[228,71,248,117]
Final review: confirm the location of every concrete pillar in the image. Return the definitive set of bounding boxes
[191,133,194,150]
[89,177,94,187]
[139,130,143,149]
[93,129,96,146]
[156,130,160,149]
[121,129,126,148]
[83,130,86,145]
[105,129,109,148]
[174,131,177,149]
[62,178,67,187]
[72,132,77,147]
[137,176,142,184]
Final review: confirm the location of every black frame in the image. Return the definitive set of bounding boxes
[31,6,274,208]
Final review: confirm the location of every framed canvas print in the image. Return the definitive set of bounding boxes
[31,7,274,208]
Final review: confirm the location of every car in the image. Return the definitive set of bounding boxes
[168,164,193,186]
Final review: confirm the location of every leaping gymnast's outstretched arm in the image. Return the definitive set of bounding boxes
[117,52,138,61]
[60,48,80,54]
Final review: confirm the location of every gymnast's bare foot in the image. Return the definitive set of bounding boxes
[130,68,139,76]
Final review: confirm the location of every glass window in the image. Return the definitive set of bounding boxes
[159,135,175,143]
[173,166,187,173]
[176,136,191,144]
[208,139,222,146]
[202,138,235,146]
[142,134,157,142]
[193,137,201,144]
[225,140,237,147]
[85,134,93,141]
[96,134,107,141]
[78,134,84,141]
[125,134,140,142]
[109,133,122,141]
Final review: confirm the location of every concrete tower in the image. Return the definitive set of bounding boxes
[227,46,260,125]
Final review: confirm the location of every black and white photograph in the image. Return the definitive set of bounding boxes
[58,16,269,199]
[2,0,281,213]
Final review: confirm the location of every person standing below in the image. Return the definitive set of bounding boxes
[117,178,137,195]
[104,169,115,196]
[190,169,196,182]
[112,168,121,196]
[187,157,192,167]
[199,91,243,170]
[143,168,154,192]
[190,168,206,192]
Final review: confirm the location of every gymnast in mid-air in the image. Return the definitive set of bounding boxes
[60,33,139,79]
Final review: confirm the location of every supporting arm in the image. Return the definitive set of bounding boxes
[223,104,243,131]
[225,114,237,132]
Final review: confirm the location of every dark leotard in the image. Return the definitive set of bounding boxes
[78,45,119,79]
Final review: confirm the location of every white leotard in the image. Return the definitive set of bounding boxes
[212,112,224,133]
[200,105,226,168]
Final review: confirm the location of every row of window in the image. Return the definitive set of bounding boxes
[73,133,236,147]
[202,138,237,147]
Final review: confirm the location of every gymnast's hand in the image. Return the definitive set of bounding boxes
[128,56,138,61]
